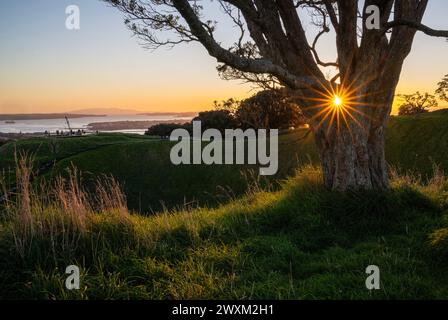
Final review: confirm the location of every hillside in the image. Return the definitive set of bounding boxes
[0,132,315,213]
[0,111,447,213]
[1,112,448,299]
[385,111,448,176]
[0,165,447,299]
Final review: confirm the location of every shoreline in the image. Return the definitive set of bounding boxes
[0,119,191,141]
[86,119,189,131]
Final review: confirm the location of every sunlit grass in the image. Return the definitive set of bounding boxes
[1,159,447,299]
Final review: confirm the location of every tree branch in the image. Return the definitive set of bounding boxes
[309,26,339,67]
[384,20,448,38]
[172,0,322,89]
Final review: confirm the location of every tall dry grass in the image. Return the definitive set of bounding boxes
[1,152,131,258]
[390,162,448,206]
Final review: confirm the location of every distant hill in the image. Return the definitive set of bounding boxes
[138,111,198,117]
[0,113,101,121]
[68,108,142,115]
[68,108,198,117]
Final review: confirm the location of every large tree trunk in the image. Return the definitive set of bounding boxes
[314,121,388,191]
[296,77,396,191]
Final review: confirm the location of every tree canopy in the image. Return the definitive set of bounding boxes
[397,92,438,115]
[436,74,448,102]
[236,89,305,130]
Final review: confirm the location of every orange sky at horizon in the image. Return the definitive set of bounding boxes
[1,62,445,115]
[2,79,445,115]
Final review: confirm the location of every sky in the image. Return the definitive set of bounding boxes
[0,0,447,114]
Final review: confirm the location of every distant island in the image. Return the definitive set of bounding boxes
[0,113,103,121]
[138,112,198,117]
[87,119,188,131]
[68,108,142,115]
[68,108,198,117]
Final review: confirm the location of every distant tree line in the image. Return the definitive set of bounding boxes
[145,89,306,138]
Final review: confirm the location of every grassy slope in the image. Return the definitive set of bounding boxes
[1,112,448,299]
[385,111,448,176]
[1,112,447,212]
[0,132,316,213]
[0,167,447,299]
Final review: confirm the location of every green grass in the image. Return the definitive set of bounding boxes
[1,112,447,213]
[1,111,448,299]
[0,131,314,213]
[0,133,150,168]
[0,166,447,299]
[385,112,448,177]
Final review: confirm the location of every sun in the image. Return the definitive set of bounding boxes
[295,77,377,136]
[297,83,366,134]
[333,95,343,107]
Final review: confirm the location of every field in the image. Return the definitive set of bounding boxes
[0,111,447,299]
[0,131,314,213]
[1,111,447,212]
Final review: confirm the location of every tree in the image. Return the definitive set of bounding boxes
[106,0,448,191]
[436,74,448,102]
[236,89,305,130]
[397,92,438,115]
[213,98,240,115]
[193,110,238,133]
[145,123,188,138]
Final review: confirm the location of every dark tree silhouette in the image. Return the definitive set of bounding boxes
[106,0,448,190]
[236,89,305,130]
[397,92,438,115]
[193,110,239,133]
[212,98,240,115]
[436,74,448,102]
[145,123,188,138]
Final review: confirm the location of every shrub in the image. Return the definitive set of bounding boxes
[236,89,305,130]
[145,122,190,138]
[397,92,438,116]
[192,110,239,132]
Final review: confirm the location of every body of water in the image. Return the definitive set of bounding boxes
[0,114,193,135]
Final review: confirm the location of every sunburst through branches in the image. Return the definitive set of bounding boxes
[299,77,380,137]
